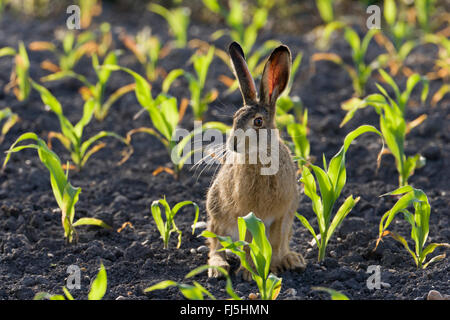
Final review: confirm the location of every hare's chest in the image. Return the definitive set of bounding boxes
[233,173,293,217]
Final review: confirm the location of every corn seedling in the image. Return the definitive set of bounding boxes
[377,186,450,269]
[203,0,268,56]
[0,41,31,101]
[31,81,129,170]
[315,0,334,25]
[3,133,111,243]
[202,212,283,300]
[296,125,383,261]
[79,0,102,29]
[313,27,380,97]
[29,24,111,74]
[312,287,350,300]
[151,197,199,249]
[202,0,280,93]
[340,70,429,186]
[41,51,134,121]
[423,34,449,106]
[120,27,168,82]
[2,0,51,17]
[164,46,217,120]
[0,107,18,144]
[287,109,310,168]
[34,263,107,300]
[145,265,240,300]
[414,0,437,33]
[148,3,190,48]
[383,0,415,50]
[103,64,228,177]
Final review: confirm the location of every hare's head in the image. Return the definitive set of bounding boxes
[227,42,291,155]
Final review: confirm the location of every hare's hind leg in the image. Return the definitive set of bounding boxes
[269,213,306,273]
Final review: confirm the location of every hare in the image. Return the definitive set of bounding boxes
[206,42,306,280]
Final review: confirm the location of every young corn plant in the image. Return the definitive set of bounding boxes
[423,33,449,106]
[3,133,111,243]
[120,27,167,82]
[340,70,429,187]
[145,265,240,300]
[202,212,283,300]
[79,0,102,29]
[41,51,135,121]
[0,41,31,101]
[103,64,228,177]
[151,197,199,249]
[287,109,310,168]
[377,186,450,269]
[315,0,334,25]
[371,0,418,76]
[29,30,97,74]
[312,27,380,97]
[148,3,190,48]
[203,0,268,56]
[296,125,383,262]
[164,46,217,120]
[414,0,438,33]
[202,0,279,93]
[382,0,415,50]
[31,81,129,170]
[0,107,19,144]
[34,263,107,300]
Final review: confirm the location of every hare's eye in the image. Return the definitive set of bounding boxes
[253,117,263,127]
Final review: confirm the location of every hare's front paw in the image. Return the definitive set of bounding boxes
[208,255,230,278]
[272,252,306,273]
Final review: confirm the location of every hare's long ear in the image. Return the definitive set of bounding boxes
[260,45,291,111]
[229,42,258,105]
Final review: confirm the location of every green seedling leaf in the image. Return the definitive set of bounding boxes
[88,263,107,300]
[313,287,350,300]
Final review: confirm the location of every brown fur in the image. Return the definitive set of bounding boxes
[206,42,306,279]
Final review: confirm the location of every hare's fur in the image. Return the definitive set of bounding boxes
[206,42,306,279]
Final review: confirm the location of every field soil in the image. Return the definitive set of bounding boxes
[0,3,448,300]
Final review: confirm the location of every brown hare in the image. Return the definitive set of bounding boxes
[206,41,306,280]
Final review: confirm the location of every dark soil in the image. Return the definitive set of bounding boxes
[0,3,448,300]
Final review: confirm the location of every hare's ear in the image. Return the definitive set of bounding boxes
[260,45,291,109]
[229,42,258,105]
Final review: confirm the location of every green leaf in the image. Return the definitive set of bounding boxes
[162,69,184,93]
[62,287,74,300]
[313,287,350,300]
[72,217,112,229]
[0,47,16,57]
[144,280,178,293]
[316,0,334,23]
[88,263,107,300]
[102,65,153,108]
[326,196,360,243]
[384,0,397,26]
[296,213,320,249]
